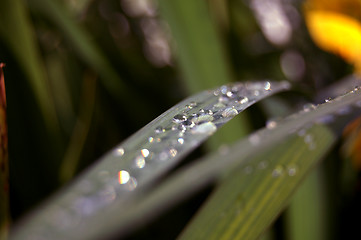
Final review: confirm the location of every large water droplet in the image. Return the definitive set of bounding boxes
[222,107,238,118]
[141,148,150,158]
[191,122,217,135]
[173,114,187,123]
[118,170,130,184]
[192,114,214,124]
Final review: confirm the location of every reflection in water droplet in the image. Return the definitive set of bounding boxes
[141,148,150,157]
[178,138,184,144]
[191,122,217,135]
[118,170,130,184]
[264,81,271,90]
[135,156,146,168]
[222,107,238,117]
[114,147,125,156]
[148,137,154,143]
[272,166,284,177]
[169,148,177,157]
[173,114,187,123]
[325,98,331,103]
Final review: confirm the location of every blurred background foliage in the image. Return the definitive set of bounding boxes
[0,0,360,239]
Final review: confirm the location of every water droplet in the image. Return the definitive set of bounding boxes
[135,156,146,168]
[226,91,234,98]
[141,148,150,158]
[264,81,271,90]
[222,107,238,118]
[266,119,277,129]
[191,122,217,135]
[148,137,154,143]
[186,101,197,109]
[287,165,298,176]
[118,170,130,184]
[169,148,177,157]
[192,114,214,124]
[272,166,284,177]
[114,148,125,156]
[213,102,226,110]
[173,114,187,123]
[303,103,316,112]
[155,126,165,134]
[325,98,331,103]
[220,85,228,94]
[238,96,249,104]
[178,137,184,144]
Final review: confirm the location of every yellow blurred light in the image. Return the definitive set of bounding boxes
[305,11,361,71]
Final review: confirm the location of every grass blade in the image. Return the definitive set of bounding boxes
[10,80,288,240]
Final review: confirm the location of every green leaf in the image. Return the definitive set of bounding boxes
[179,124,334,240]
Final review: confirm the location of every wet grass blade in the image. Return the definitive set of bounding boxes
[9,81,288,240]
